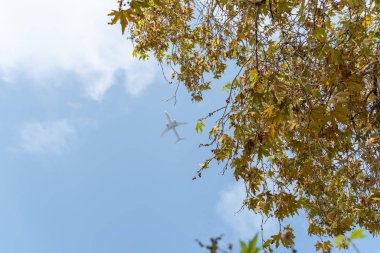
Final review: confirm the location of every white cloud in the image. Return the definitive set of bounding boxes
[216,182,278,239]
[0,0,156,100]
[19,120,76,154]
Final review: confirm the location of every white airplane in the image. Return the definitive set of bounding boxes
[161,111,187,143]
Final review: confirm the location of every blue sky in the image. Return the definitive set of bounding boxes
[0,1,379,253]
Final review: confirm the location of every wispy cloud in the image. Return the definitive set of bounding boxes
[0,0,156,100]
[19,120,76,154]
[216,182,278,239]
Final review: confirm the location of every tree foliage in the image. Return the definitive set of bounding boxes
[197,230,364,253]
[109,0,380,251]
[196,233,261,253]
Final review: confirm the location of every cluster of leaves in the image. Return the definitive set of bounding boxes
[334,228,365,252]
[108,0,161,34]
[197,233,262,253]
[109,0,380,251]
[198,230,364,253]
[196,234,233,253]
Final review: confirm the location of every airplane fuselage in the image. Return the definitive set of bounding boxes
[166,120,179,129]
[162,112,187,143]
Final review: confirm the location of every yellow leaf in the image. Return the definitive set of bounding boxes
[263,105,275,118]
[370,190,380,202]
[363,16,372,26]
[195,121,205,134]
[209,124,219,138]
[289,122,299,131]
[365,137,377,147]
[249,69,259,87]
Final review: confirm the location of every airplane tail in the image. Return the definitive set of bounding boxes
[175,137,184,143]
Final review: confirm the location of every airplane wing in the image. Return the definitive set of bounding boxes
[172,127,181,140]
[165,112,172,123]
[161,127,170,136]
[175,121,188,126]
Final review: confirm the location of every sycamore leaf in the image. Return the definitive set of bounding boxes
[313,28,327,43]
[119,11,128,34]
[334,235,345,248]
[263,105,275,118]
[110,0,380,249]
[153,0,163,5]
[108,10,121,25]
[125,9,138,23]
[350,229,365,240]
[249,69,259,87]
[333,91,350,104]
[195,121,205,134]
[108,10,129,34]
[369,190,380,202]
[209,124,219,138]
[363,16,372,26]
[365,137,377,147]
[221,82,232,91]
[331,105,349,123]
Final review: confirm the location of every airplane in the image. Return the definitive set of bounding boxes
[161,111,187,143]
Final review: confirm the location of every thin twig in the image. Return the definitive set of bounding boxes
[164,82,180,106]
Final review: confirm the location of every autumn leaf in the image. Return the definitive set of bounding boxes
[221,82,231,91]
[108,10,122,25]
[334,235,345,248]
[111,0,380,249]
[350,229,365,240]
[195,121,205,134]
[263,105,275,118]
[365,137,377,147]
[362,16,372,26]
[249,69,259,87]
[209,125,219,138]
[108,10,128,34]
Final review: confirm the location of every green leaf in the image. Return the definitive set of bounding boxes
[350,229,365,240]
[334,235,344,248]
[313,28,327,43]
[195,121,205,134]
[310,88,320,97]
[240,240,248,253]
[247,233,261,253]
[221,82,232,91]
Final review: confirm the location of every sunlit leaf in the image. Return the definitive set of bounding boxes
[350,229,365,240]
[196,121,205,134]
[110,0,380,249]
